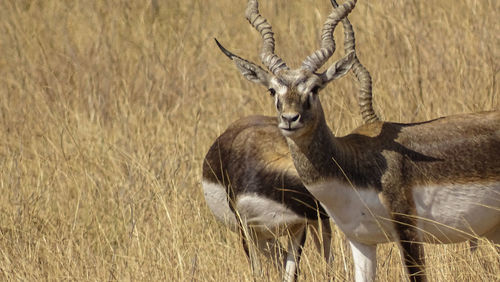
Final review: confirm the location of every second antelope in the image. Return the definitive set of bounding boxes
[215,0,500,281]
[203,116,332,282]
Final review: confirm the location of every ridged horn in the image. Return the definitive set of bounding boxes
[301,0,357,73]
[246,0,288,75]
[331,0,379,123]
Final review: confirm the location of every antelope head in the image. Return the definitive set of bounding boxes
[216,0,358,139]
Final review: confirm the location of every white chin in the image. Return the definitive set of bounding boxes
[280,128,298,137]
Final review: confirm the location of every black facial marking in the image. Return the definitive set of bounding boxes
[304,94,311,110]
[276,98,282,111]
[311,85,320,95]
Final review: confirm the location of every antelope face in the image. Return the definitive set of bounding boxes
[268,70,323,138]
[215,0,357,138]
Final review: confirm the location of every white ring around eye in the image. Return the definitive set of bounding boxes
[297,83,306,93]
[270,77,288,95]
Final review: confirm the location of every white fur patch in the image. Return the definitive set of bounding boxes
[236,194,305,237]
[413,182,500,243]
[202,180,238,230]
[349,240,377,282]
[305,180,500,245]
[202,180,307,238]
[270,77,288,95]
[305,180,396,244]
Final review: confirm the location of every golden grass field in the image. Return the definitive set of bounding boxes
[0,0,498,281]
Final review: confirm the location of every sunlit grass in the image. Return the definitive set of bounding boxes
[0,0,498,280]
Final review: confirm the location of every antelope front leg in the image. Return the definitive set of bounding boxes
[348,240,376,282]
[311,219,334,263]
[396,227,426,282]
[283,226,307,282]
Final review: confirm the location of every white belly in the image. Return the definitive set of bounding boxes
[202,180,306,238]
[305,180,500,245]
[236,194,306,236]
[413,182,500,243]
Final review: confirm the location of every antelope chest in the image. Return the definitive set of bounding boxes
[305,180,396,245]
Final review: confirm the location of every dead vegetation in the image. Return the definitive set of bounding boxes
[0,0,498,280]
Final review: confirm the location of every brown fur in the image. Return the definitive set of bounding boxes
[286,109,499,282]
[203,115,328,219]
[288,110,500,188]
[202,115,332,281]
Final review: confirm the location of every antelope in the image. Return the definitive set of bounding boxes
[202,115,332,282]
[214,0,500,281]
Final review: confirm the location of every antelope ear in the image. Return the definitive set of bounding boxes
[321,51,356,83]
[232,57,272,86]
[215,38,272,87]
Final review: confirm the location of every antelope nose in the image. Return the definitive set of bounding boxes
[281,113,300,124]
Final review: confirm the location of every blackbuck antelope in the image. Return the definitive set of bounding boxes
[202,115,332,282]
[215,0,500,281]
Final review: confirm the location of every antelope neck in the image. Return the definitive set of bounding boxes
[285,109,353,187]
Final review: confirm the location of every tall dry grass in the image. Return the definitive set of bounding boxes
[0,0,498,281]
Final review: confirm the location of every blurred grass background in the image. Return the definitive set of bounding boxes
[0,0,498,280]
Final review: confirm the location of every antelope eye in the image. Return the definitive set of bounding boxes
[268,88,276,97]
